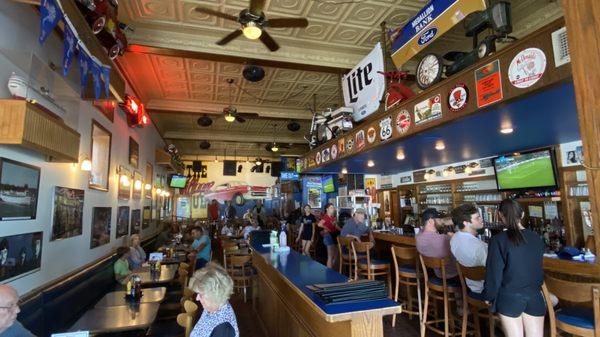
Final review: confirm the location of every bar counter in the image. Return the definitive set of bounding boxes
[251,243,401,337]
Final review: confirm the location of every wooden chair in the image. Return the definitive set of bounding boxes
[176,300,199,337]
[337,236,358,277]
[544,275,600,337]
[222,243,239,269]
[351,241,392,297]
[456,263,493,337]
[228,255,253,302]
[419,254,463,337]
[391,245,422,327]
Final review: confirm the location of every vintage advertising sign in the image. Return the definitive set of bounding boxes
[338,138,345,155]
[342,43,385,122]
[414,94,442,125]
[390,0,486,68]
[508,48,547,88]
[379,116,393,141]
[346,138,354,153]
[475,59,503,108]
[367,126,377,144]
[396,110,411,134]
[315,151,321,165]
[322,148,330,162]
[448,83,469,112]
[330,144,338,160]
[355,130,366,151]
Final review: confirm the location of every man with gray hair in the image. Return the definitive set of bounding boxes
[0,284,35,336]
[340,208,374,243]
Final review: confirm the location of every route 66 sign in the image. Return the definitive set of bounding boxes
[379,116,392,141]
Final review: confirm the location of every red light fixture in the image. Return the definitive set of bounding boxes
[120,95,149,128]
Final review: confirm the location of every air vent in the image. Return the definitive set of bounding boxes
[551,27,570,67]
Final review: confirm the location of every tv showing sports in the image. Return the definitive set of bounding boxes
[169,175,187,188]
[322,175,335,193]
[493,148,559,191]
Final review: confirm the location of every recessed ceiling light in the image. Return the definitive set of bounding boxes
[367,160,375,167]
[500,127,514,134]
[435,141,445,150]
[396,152,405,160]
[341,168,348,174]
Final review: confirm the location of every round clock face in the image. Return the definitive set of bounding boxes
[478,42,488,59]
[417,54,442,89]
[396,110,411,134]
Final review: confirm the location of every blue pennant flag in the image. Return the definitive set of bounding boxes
[39,0,63,44]
[62,23,77,76]
[78,49,90,92]
[90,59,102,99]
[101,65,111,98]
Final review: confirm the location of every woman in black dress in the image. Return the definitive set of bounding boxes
[296,205,317,256]
[483,199,546,337]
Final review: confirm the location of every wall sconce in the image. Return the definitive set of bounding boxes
[144,183,151,191]
[80,157,92,171]
[134,179,142,191]
[156,188,162,195]
[424,169,436,181]
[464,162,480,174]
[120,174,130,187]
[443,166,455,177]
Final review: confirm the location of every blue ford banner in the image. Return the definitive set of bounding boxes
[62,22,77,76]
[39,0,63,44]
[90,59,102,99]
[78,49,91,93]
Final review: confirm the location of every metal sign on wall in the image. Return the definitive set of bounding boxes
[342,43,385,122]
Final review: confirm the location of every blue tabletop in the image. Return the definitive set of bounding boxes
[252,244,400,316]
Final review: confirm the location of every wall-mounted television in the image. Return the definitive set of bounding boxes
[169,175,187,188]
[322,175,335,193]
[281,171,299,181]
[492,148,559,191]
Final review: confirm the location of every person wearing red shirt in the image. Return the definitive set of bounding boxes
[208,199,219,221]
[317,203,341,269]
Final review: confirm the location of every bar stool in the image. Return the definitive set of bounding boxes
[544,274,600,337]
[228,254,254,303]
[176,300,199,337]
[419,255,462,337]
[222,242,239,269]
[337,236,358,277]
[391,245,422,327]
[351,241,392,297]
[456,263,491,337]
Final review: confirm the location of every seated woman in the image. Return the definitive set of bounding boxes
[189,263,239,337]
[128,234,146,269]
[114,246,131,284]
[241,219,260,240]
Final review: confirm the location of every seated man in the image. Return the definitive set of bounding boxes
[450,204,487,295]
[114,246,131,284]
[340,208,374,243]
[0,284,35,337]
[190,227,211,270]
[242,219,260,240]
[415,208,458,280]
[221,221,234,236]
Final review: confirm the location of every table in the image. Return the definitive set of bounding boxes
[95,287,166,307]
[69,303,160,334]
[160,254,187,265]
[134,265,178,285]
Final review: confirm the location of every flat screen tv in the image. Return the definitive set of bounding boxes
[169,175,187,188]
[322,175,335,193]
[492,148,559,191]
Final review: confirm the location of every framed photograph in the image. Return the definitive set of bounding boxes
[0,231,43,282]
[132,171,143,200]
[129,137,139,168]
[51,187,84,241]
[118,166,131,200]
[116,206,130,238]
[0,158,40,220]
[130,209,141,235]
[145,163,153,199]
[89,120,112,191]
[91,207,111,249]
[142,202,152,230]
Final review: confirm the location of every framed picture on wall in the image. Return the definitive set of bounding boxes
[89,120,112,191]
[142,202,152,230]
[92,100,115,123]
[91,207,111,249]
[130,209,141,235]
[132,171,143,199]
[118,166,131,200]
[129,137,139,168]
[51,186,84,241]
[0,158,40,221]
[145,163,153,199]
[116,206,130,238]
[0,231,43,282]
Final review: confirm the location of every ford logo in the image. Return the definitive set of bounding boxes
[418,27,437,45]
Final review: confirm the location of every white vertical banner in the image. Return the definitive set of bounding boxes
[342,43,385,122]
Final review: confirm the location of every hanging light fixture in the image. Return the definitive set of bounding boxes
[242,21,262,40]
[255,158,263,166]
[214,155,218,163]
[224,113,236,123]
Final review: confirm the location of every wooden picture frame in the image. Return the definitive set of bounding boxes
[0,158,41,220]
[129,137,139,168]
[89,120,112,191]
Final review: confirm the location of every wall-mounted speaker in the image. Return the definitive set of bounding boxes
[223,160,236,176]
[270,162,281,177]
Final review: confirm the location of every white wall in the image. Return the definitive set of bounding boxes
[0,2,166,295]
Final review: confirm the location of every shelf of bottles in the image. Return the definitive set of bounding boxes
[417,184,453,212]
[455,180,503,205]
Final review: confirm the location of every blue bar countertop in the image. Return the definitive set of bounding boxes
[251,243,401,318]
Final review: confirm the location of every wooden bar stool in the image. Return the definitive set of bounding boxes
[228,255,254,303]
[419,254,463,337]
[337,236,358,277]
[544,275,600,337]
[351,241,392,297]
[222,242,239,269]
[456,263,492,337]
[391,245,422,327]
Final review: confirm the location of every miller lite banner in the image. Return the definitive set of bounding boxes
[389,0,486,68]
[342,43,385,122]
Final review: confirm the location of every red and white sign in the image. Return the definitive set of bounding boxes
[508,48,547,88]
[330,144,338,160]
[367,127,377,144]
[355,130,366,151]
[315,152,322,165]
[448,83,468,112]
[396,110,411,134]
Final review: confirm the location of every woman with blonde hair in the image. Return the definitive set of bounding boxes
[129,234,146,269]
[189,263,239,337]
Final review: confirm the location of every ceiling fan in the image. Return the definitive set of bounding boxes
[195,0,309,51]
[197,79,260,124]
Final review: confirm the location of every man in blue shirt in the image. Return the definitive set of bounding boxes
[190,227,211,270]
[0,284,35,336]
[340,208,374,243]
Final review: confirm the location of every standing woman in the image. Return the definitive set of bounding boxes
[296,205,317,256]
[317,203,341,268]
[483,199,546,337]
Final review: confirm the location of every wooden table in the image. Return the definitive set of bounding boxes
[95,287,166,307]
[69,303,160,334]
[134,265,178,285]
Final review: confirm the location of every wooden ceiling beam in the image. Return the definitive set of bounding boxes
[147,108,311,122]
[163,130,306,144]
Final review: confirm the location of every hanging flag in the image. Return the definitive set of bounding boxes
[39,0,63,44]
[90,59,102,99]
[101,65,111,98]
[78,48,91,92]
[62,22,77,76]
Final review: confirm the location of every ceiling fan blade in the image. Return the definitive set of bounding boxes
[249,0,266,15]
[266,17,309,28]
[235,115,246,123]
[217,30,243,46]
[237,112,260,118]
[259,31,279,51]
[195,7,239,21]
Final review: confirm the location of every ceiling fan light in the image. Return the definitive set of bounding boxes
[242,22,262,40]
[271,145,279,152]
[224,113,236,122]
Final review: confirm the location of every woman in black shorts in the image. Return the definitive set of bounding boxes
[483,199,546,337]
[296,205,317,256]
